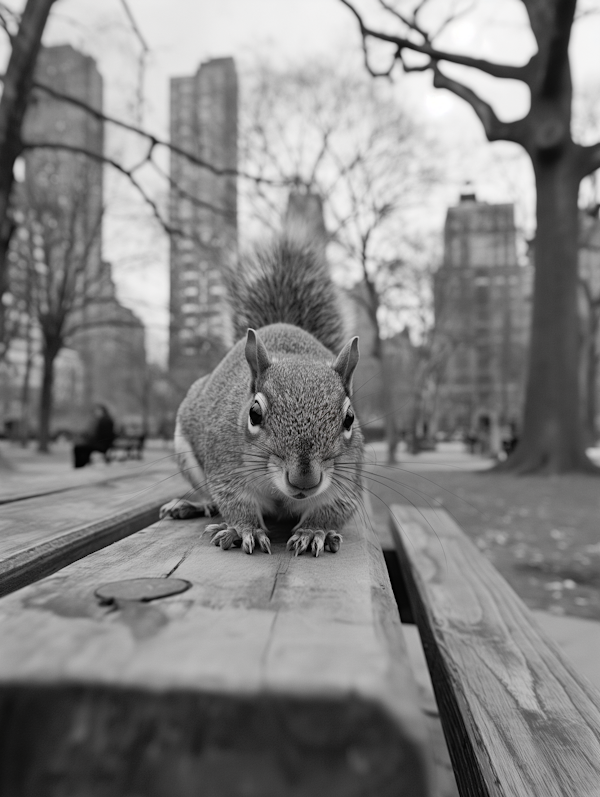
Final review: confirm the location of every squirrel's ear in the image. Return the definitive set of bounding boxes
[245,328,271,385]
[333,336,360,394]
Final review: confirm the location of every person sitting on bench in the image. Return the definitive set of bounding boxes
[73,403,116,468]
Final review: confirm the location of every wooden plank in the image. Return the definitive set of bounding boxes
[0,470,190,596]
[0,512,434,796]
[0,452,180,505]
[390,504,600,797]
[0,461,145,504]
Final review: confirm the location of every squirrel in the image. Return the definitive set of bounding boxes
[160,230,364,557]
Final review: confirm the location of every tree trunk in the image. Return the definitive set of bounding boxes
[19,342,33,447]
[501,151,596,473]
[38,341,59,453]
[372,333,398,463]
[0,0,56,358]
[585,309,599,444]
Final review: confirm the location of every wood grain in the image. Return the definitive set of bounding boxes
[390,504,600,797]
[0,459,160,504]
[0,470,190,596]
[0,512,433,796]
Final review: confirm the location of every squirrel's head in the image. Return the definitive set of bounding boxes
[242,328,363,505]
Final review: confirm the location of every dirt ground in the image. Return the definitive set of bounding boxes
[366,457,600,621]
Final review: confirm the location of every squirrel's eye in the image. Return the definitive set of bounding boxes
[343,408,354,431]
[249,400,263,426]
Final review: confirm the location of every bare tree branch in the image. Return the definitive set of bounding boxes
[429,0,478,41]
[0,11,13,40]
[21,140,175,236]
[433,65,527,144]
[30,80,283,185]
[120,0,149,52]
[119,0,148,126]
[21,139,242,244]
[339,0,529,81]
[0,2,20,39]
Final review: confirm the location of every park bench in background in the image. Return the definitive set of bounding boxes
[390,504,600,797]
[0,478,434,796]
[107,433,146,461]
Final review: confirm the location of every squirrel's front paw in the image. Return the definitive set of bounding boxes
[206,523,271,555]
[160,499,218,520]
[286,529,343,557]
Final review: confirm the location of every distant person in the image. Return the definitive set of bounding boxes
[501,421,519,457]
[73,404,116,468]
[464,431,478,455]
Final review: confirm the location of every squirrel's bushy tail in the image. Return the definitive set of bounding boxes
[227,229,347,353]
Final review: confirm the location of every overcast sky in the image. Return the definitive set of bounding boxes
[7,0,600,362]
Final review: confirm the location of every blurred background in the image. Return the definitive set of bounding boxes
[0,0,599,469]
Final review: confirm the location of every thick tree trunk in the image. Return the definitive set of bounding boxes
[501,152,596,473]
[38,342,59,453]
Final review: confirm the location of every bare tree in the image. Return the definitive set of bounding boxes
[340,0,600,473]
[241,60,439,460]
[10,154,110,451]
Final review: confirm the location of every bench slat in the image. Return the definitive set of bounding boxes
[0,512,434,796]
[0,471,189,596]
[390,504,600,797]
[0,460,163,504]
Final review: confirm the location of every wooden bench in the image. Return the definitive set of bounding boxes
[107,434,146,461]
[0,474,435,796]
[0,466,187,598]
[389,504,600,797]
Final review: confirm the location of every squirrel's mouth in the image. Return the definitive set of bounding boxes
[288,485,317,500]
[283,472,328,501]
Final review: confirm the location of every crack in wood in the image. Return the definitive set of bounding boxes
[163,550,190,578]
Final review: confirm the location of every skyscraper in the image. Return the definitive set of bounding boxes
[434,193,532,439]
[19,45,146,424]
[169,57,238,392]
[24,44,104,285]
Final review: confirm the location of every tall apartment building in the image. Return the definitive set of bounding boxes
[24,45,104,286]
[16,45,146,427]
[169,57,238,392]
[434,193,532,436]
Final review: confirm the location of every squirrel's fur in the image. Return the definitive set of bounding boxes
[161,230,364,557]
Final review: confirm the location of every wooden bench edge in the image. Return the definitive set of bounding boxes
[389,504,600,797]
[0,499,167,598]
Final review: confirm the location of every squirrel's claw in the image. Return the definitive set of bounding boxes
[311,531,325,557]
[207,524,271,555]
[207,523,240,550]
[286,529,342,557]
[287,530,311,557]
[325,531,343,553]
[256,530,272,555]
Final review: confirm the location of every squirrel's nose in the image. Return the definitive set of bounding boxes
[286,469,322,491]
